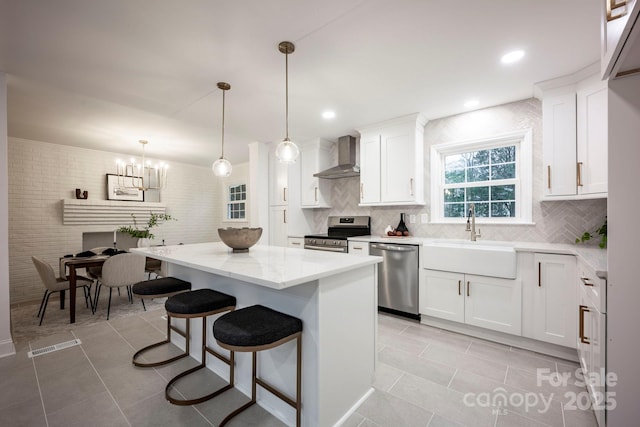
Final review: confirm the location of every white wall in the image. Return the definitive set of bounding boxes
[607,73,640,427]
[8,137,222,305]
[315,98,607,243]
[0,73,16,357]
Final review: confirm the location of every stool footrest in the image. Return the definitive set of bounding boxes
[219,401,257,427]
[165,363,234,406]
[132,339,189,368]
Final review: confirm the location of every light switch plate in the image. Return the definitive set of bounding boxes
[421,213,429,223]
[410,214,416,224]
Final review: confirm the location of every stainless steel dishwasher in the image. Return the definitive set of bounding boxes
[370,242,420,319]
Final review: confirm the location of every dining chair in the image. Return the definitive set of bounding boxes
[92,253,146,320]
[32,256,93,326]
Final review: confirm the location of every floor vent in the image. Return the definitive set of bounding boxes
[28,339,82,358]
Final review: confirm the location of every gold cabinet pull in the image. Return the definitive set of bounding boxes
[466,281,470,297]
[580,277,595,287]
[538,262,542,287]
[315,186,318,202]
[458,280,461,296]
[410,178,414,197]
[283,209,287,224]
[283,187,287,202]
[547,165,551,189]
[577,162,583,187]
[291,241,301,246]
[360,183,364,199]
[579,305,591,344]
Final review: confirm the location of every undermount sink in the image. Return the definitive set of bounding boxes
[423,240,516,278]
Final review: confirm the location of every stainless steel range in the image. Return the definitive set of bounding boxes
[304,216,371,253]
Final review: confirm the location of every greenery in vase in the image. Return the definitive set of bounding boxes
[575,218,607,249]
[117,212,175,239]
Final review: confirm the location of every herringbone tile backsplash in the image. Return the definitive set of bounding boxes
[313,98,607,244]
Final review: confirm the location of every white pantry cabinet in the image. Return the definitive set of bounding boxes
[541,73,608,199]
[269,151,289,206]
[348,241,369,256]
[269,206,288,247]
[421,269,522,335]
[357,113,427,206]
[299,139,333,208]
[524,253,577,348]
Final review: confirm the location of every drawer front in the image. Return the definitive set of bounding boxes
[348,241,370,256]
[578,259,606,313]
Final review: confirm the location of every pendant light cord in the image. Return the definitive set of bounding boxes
[285,50,289,141]
[221,88,226,158]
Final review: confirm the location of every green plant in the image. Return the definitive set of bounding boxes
[576,218,607,249]
[117,212,175,239]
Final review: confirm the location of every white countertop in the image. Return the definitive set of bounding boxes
[348,236,607,278]
[131,242,382,290]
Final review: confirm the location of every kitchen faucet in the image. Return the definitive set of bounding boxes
[465,203,481,241]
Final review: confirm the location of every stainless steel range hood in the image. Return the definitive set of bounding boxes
[313,135,360,179]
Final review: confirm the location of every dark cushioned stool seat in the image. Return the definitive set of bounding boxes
[132,277,191,296]
[214,305,303,347]
[166,289,236,315]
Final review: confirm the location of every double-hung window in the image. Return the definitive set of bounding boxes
[430,129,532,224]
[226,183,246,221]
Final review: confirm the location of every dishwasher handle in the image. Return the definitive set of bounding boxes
[370,243,418,252]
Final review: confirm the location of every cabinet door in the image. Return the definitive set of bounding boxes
[381,131,416,203]
[269,206,288,247]
[359,134,381,204]
[300,141,332,208]
[542,93,577,196]
[348,241,370,256]
[465,275,522,335]
[532,254,577,347]
[589,305,606,427]
[269,153,289,205]
[420,270,465,322]
[577,81,608,196]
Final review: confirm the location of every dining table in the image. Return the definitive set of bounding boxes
[60,255,110,323]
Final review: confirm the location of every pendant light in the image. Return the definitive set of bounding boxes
[212,82,233,177]
[275,41,300,163]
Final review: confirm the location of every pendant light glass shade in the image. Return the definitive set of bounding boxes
[276,41,299,163]
[212,82,232,177]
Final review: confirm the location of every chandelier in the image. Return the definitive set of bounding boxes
[115,140,168,191]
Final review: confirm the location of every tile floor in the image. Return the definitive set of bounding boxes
[2,302,599,427]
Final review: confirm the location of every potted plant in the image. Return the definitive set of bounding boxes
[575,217,607,249]
[118,212,176,247]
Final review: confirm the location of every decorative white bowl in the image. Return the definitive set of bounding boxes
[218,227,263,253]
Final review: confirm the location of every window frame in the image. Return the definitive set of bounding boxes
[430,129,533,225]
[224,183,247,222]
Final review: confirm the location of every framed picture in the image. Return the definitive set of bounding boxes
[106,174,144,201]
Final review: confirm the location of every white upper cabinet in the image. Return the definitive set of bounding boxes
[357,113,427,206]
[543,93,577,197]
[577,79,608,195]
[539,70,608,200]
[299,138,333,208]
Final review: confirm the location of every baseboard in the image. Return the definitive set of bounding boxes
[334,387,375,427]
[421,316,579,362]
[0,338,16,359]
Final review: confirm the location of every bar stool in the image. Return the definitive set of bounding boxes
[213,305,303,427]
[163,289,236,405]
[131,277,192,367]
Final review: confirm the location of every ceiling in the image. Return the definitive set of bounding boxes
[0,0,601,167]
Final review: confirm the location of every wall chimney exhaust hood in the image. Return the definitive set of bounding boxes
[314,135,359,179]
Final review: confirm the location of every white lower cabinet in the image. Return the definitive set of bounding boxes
[421,269,522,335]
[348,241,369,256]
[526,253,577,348]
[269,206,288,247]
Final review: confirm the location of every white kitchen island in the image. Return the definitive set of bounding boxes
[131,242,381,427]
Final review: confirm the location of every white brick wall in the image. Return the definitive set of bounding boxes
[8,137,230,304]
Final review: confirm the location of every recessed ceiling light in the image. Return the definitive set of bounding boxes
[322,111,336,120]
[464,99,479,108]
[501,50,525,64]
